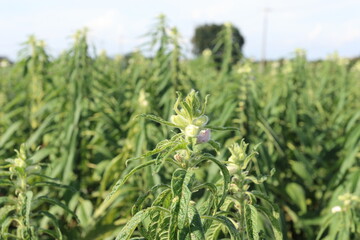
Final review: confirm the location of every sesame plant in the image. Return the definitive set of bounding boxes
[104,90,282,240]
[0,144,78,239]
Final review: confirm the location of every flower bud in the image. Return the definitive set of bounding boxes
[174,150,190,161]
[14,157,25,168]
[227,163,240,175]
[192,115,208,127]
[185,124,200,138]
[170,115,188,128]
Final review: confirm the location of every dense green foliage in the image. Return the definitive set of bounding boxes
[0,17,359,239]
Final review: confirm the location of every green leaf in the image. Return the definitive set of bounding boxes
[24,191,33,227]
[132,184,169,214]
[0,121,22,147]
[203,215,241,240]
[105,160,157,202]
[188,205,205,240]
[285,182,307,214]
[116,209,151,240]
[193,155,230,208]
[0,205,16,224]
[29,173,59,181]
[31,181,77,192]
[251,191,280,218]
[208,140,221,152]
[171,169,193,230]
[245,204,259,240]
[38,229,58,239]
[38,211,63,240]
[0,197,14,205]
[207,126,239,131]
[138,114,177,127]
[241,151,258,170]
[0,179,13,187]
[205,220,222,240]
[289,160,313,186]
[26,115,53,146]
[253,205,283,240]
[1,216,18,237]
[192,183,217,196]
[116,206,169,240]
[35,196,79,223]
[76,199,93,227]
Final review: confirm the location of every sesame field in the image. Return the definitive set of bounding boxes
[0,21,359,240]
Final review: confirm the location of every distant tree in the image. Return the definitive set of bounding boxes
[191,24,245,64]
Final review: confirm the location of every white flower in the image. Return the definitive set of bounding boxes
[184,124,200,138]
[331,206,342,213]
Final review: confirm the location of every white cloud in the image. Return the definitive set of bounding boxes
[333,24,360,45]
[307,24,323,40]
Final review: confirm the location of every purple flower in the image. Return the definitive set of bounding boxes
[196,129,211,144]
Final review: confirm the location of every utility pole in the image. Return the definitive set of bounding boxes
[261,7,271,72]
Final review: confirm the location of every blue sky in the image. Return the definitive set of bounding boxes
[1,0,359,60]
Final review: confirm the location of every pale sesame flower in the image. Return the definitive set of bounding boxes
[331,206,342,213]
[196,129,211,144]
[185,124,200,138]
